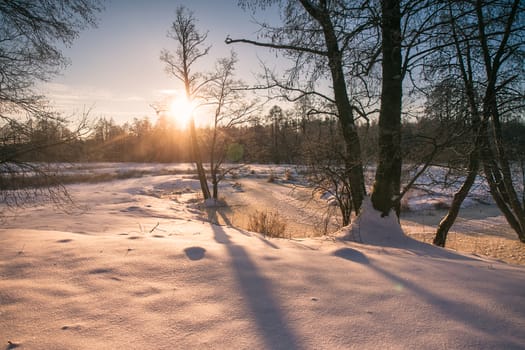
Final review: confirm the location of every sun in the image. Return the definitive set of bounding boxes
[168,95,195,129]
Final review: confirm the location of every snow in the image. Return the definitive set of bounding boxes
[398,166,496,211]
[1,166,524,349]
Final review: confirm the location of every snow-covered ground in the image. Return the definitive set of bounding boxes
[1,163,524,349]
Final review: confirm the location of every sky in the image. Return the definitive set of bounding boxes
[43,0,282,125]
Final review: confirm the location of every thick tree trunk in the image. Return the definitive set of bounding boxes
[371,0,402,216]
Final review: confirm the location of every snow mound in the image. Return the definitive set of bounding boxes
[338,198,490,262]
[340,197,408,246]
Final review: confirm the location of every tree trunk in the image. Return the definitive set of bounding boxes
[211,163,219,200]
[482,146,525,242]
[371,0,402,216]
[212,178,218,199]
[340,185,352,226]
[306,2,366,214]
[210,125,218,200]
[190,117,210,200]
[490,106,525,242]
[475,0,525,242]
[432,0,481,245]
[433,83,484,246]
[480,103,525,242]
[228,2,367,213]
[434,150,480,246]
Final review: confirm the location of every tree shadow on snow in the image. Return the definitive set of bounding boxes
[332,246,525,349]
[210,222,300,349]
[344,223,478,262]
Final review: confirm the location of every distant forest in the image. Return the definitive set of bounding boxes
[2,104,524,167]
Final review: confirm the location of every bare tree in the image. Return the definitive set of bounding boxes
[476,0,525,243]
[203,52,257,200]
[160,6,212,199]
[229,0,524,245]
[303,115,353,226]
[227,0,368,214]
[228,0,438,219]
[429,0,525,245]
[0,0,102,212]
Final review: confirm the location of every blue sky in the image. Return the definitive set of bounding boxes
[43,0,281,125]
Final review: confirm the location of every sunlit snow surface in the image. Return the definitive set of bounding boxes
[1,163,524,349]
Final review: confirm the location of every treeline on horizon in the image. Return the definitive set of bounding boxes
[2,104,524,168]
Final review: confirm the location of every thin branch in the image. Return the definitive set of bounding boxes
[225,36,328,56]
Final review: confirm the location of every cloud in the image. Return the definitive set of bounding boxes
[43,82,146,103]
[39,82,152,122]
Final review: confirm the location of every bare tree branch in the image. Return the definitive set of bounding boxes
[225,36,328,56]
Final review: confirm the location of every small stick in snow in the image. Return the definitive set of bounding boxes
[149,222,160,234]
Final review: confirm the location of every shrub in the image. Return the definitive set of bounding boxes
[247,210,287,238]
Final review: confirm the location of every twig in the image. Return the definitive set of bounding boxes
[149,222,160,234]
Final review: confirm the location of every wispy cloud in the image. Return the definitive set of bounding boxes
[39,82,153,122]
